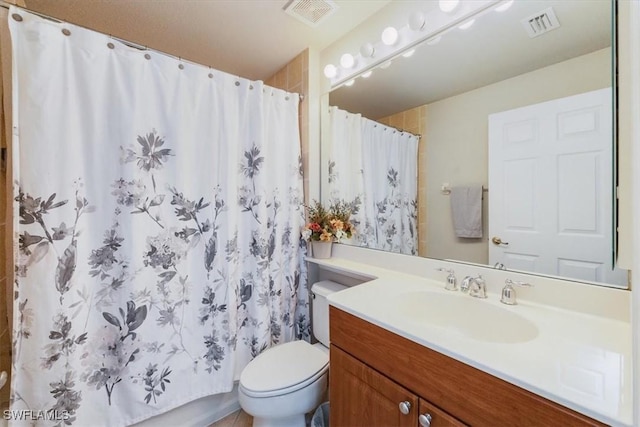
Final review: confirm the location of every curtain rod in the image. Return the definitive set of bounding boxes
[373,124,422,140]
[1,2,61,22]
[328,107,421,139]
[0,1,305,101]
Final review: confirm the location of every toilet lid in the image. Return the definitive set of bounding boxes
[240,340,328,396]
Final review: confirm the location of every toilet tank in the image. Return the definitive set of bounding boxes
[311,280,348,347]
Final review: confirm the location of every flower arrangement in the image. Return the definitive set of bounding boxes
[302,200,354,242]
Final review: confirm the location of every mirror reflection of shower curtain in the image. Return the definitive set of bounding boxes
[327,107,418,255]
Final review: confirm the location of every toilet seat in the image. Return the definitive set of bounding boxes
[239,340,329,398]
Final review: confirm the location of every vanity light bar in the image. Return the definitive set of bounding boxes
[326,0,504,89]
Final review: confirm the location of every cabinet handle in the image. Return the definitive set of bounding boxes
[398,401,411,415]
[419,413,433,427]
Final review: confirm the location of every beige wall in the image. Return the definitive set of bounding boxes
[383,48,611,263]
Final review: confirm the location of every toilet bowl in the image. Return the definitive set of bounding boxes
[238,281,347,427]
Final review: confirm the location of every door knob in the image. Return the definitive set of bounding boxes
[492,236,509,246]
[398,401,411,415]
[419,413,433,427]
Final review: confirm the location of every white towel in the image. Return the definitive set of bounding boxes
[450,186,483,238]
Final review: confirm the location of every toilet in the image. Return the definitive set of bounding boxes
[238,280,347,427]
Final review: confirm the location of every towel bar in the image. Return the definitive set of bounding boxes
[441,184,488,195]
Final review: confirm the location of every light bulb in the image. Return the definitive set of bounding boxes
[439,0,459,13]
[402,49,416,58]
[361,70,373,78]
[344,79,355,87]
[495,0,514,12]
[340,53,355,69]
[381,27,399,46]
[458,19,475,30]
[408,11,426,31]
[360,43,375,58]
[323,64,337,79]
[427,35,442,45]
[380,61,392,69]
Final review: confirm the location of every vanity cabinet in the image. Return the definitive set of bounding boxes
[329,307,606,427]
[331,344,465,426]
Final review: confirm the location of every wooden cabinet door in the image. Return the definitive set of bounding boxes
[419,399,468,427]
[330,345,418,427]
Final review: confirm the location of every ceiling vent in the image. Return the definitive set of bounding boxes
[284,0,338,28]
[521,7,561,38]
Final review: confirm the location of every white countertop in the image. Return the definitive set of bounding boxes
[311,256,633,427]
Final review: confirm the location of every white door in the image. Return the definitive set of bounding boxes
[488,88,627,286]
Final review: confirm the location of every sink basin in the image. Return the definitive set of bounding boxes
[393,291,539,344]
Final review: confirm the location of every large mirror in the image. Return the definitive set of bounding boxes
[321,0,628,288]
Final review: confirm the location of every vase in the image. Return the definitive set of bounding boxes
[311,240,333,259]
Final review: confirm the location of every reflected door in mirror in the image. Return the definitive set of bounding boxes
[488,88,626,286]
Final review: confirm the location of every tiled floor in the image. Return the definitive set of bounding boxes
[208,406,321,427]
[208,409,252,427]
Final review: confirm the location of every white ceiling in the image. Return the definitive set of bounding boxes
[23,0,391,81]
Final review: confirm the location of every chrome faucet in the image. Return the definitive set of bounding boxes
[461,275,487,299]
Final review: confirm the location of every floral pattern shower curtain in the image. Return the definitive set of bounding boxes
[327,106,418,255]
[9,8,307,426]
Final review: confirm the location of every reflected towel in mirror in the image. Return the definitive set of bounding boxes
[450,186,483,238]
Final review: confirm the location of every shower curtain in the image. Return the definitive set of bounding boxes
[327,106,418,255]
[9,8,307,426]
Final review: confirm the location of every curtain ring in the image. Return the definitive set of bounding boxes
[11,13,23,22]
[144,53,151,60]
[62,28,71,36]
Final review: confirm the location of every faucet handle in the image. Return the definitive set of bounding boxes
[435,268,457,291]
[505,279,532,287]
[501,279,533,305]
